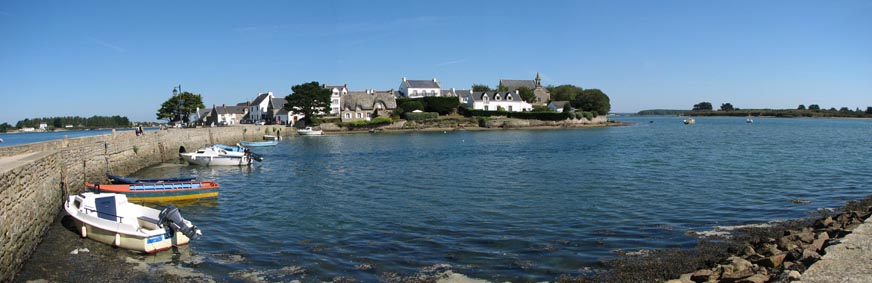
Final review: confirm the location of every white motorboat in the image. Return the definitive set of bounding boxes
[180,145,262,166]
[297,127,323,136]
[64,192,201,254]
[263,134,280,141]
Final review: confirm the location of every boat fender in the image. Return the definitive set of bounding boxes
[114,233,121,246]
[81,225,87,238]
[159,205,202,240]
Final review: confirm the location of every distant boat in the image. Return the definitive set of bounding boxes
[65,192,202,253]
[683,118,696,125]
[297,127,323,136]
[107,174,197,184]
[746,116,754,123]
[85,181,220,202]
[263,135,279,141]
[240,140,278,147]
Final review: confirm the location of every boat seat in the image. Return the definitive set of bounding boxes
[137,216,161,230]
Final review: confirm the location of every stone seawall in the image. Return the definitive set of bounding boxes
[0,125,283,283]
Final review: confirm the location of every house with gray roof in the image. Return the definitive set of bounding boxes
[442,88,471,97]
[548,101,572,112]
[322,84,347,117]
[340,90,398,122]
[246,92,274,123]
[498,73,551,105]
[209,104,248,126]
[460,90,533,112]
[399,77,442,98]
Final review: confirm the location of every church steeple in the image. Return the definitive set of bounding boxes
[535,72,541,87]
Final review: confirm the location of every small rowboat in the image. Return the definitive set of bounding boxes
[107,173,197,184]
[65,192,201,254]
[85,181,219,202]
[239,140,278,147]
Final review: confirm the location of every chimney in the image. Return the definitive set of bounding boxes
[402,76,407,82]
[432,78,437,83]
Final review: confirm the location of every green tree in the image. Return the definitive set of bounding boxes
[720,103,734,111]
[797,104,806,110]
[156,91,205,123]
[422,96,460,115]
[394,98,425,118]
[532,105,552,112]
[551,84,583,103]
[0,122,11,132]
[285,81,332,126]
[866,107,872,115]
[839,107,850,114]
[562,103,572,113]
[808,104,820,111]
[471,84,492,92]
[693,102,713,111]
[516,86,536,103]
[574,89,611,115]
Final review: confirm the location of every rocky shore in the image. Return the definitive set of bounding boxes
[661,197,872,283]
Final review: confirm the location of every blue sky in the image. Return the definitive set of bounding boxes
[1,0,870,123]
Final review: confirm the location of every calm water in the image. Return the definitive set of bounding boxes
[0,128,150,147]
[120,117,872,281]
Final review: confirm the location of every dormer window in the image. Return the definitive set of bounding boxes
[483,94,489,102]
[507,94,514,101]
[495,94,502,101]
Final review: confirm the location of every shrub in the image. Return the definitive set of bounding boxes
[336,116,393,130]
[580,111,594,120]
[510,112,569,121]
[422,96,460,115]
[404,112,438,121]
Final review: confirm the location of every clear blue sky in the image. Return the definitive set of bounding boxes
[1,0,870,123]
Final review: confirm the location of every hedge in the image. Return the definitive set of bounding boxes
[459,106,569,121]
[404,112,439,121]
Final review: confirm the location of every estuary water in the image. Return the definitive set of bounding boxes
[50,117,872,281]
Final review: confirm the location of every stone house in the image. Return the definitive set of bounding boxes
[461,90,533,112]
[399,77,441,98]
[498,73,551,105]
[340,90,398,122]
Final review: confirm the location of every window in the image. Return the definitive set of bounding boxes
[509,106,513,112]
[344,113,351,119]
[507,95,513,101]
[483,94,489,103]
[484,106,489,111]
[332,99,339,104]
[356,113,362,118]
[495,94,501,101]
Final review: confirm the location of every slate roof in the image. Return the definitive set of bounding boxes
[324,85,347,90]
[403,79,441,89]
[550,101,570,109]
[468,91,521,102]
[341,91,397,110]
[270,98,287,110]
[499,80,537,92]
[442,89,471,97]
[215,105,247,115]
[198,108,212,117]
[236,102,250,106]
[251,93,271,105]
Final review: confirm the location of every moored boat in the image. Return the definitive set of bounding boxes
[297,126,323,136]
[86,181,219,202]
[263,134,279,141]
[239,140,278,147]
[683,118,696,125]
[64,192,202,254]
[107,173,197,184]
[180,145,263,166]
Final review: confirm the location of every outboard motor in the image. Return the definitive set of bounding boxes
[159,205,202,240]
[249,152,265,162]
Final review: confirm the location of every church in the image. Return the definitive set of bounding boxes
[498,73,551,105]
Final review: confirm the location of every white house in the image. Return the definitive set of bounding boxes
[38,123,48,131]
[461,90,533,112]
[548,101,572,112]
[323,84,347,117]
[399,77,441,98]
[247,92,274,123]
[210,104,248,126]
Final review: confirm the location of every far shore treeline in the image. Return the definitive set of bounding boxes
[12,116,131,131]
[639,103,872,118]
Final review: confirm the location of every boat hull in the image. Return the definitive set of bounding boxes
[239,140,278,147]
[64,193,193,254]
[85,182,219,202]
[181,153,251,166]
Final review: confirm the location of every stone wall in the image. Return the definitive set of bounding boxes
[0,125,283,282]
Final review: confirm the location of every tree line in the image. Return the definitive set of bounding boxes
[14,116,131,129]
[685,102,872,118]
